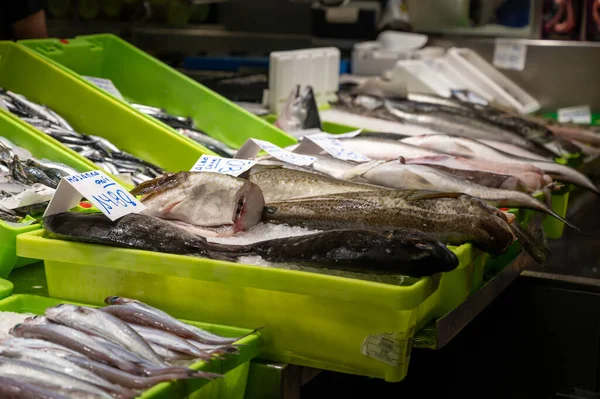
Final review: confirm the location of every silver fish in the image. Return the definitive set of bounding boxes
[9,323,139,374]
[403,135,599,195]
[0,346,133,397]
[45,304,166,366]
[335,136,442,160]
[0,358,113,399]
[128,324,212,360]
[343,160,577,229]
[0,375,71,399]
[66,355,218,389]
[104,297,240,345]
[384,99,557,157]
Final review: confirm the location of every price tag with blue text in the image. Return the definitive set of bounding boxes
[44,170,145,221]
[191,155,256,176]
[236,138,316,166]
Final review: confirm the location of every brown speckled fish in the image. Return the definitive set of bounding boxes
[262,190,516,256]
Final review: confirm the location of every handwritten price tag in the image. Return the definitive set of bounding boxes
[83,76,125,100]
[236,138,316,166]
[191,155,256,176]
[294,133,370,163]
[44,170,145,221]
[493,39,527,71]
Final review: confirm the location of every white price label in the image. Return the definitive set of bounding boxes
[557,105,592,124]
[493,39,527,71]
[303,135,370,162]
[44,170,145,221]
[83,76,125,100]
[236,138,316,166]
[191,155,256,176]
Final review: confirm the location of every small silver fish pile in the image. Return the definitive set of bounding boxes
[131,103,236,158]
[0,89,164,186]
[0,296,253,398]
[0,137,78,223]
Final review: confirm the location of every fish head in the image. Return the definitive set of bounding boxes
[390,229,459,276]
[104,296,135,305]
[462,195,515,255]
[141,173,265,232]
[23,316,48,326]
[44,303,79,321]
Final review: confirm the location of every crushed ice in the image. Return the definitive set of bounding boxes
[208,223,406,286]
[0,311,36,339]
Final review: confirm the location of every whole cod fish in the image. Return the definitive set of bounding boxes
[131,172,265,236]
[262,190,516,255]
[340,159,576,230]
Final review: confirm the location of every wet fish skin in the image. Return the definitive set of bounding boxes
[262,190,516,255]
[21,163,57,189]
[10,156,33,185]
[43,212,235,260]
[0,375,71,399]
[246,228,459,277]
[404,154,550,191]
[26,159,70,183]
[335,136,442,160]
[9,323,139,374]
[350,160,575,229]
[385,99,558,158]
[0,346,134,398]
[403,134,599,195]
[0,357,114,399]
[66,355,208,389]
[128,324,213,360]
[0,338,83,357]
[103,297,240,346]
[45,304,166,366]
[423,164,529,192]
[248,166,381,202]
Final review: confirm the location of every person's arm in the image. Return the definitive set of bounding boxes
[12,9,48,40]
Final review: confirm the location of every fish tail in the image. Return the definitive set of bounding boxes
[510,221,548,265]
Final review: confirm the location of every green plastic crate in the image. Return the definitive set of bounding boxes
[0,112,99,278]
[19,35,296,150]
[0,292,260,399]
[15,229,482,382]
[0,41,211,173]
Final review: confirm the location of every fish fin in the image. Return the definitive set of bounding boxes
[160,200,184,215]
[405,190,464,202]
[510,220,548,266]
[340,160,386,181]
[130,172,183,197]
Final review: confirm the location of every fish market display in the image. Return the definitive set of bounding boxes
[44,212,460,277]
[332,92,578,158]
[1,89,164,186]
[0,137,79,224]
[0,296,252,398]
[132,103,237,158]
